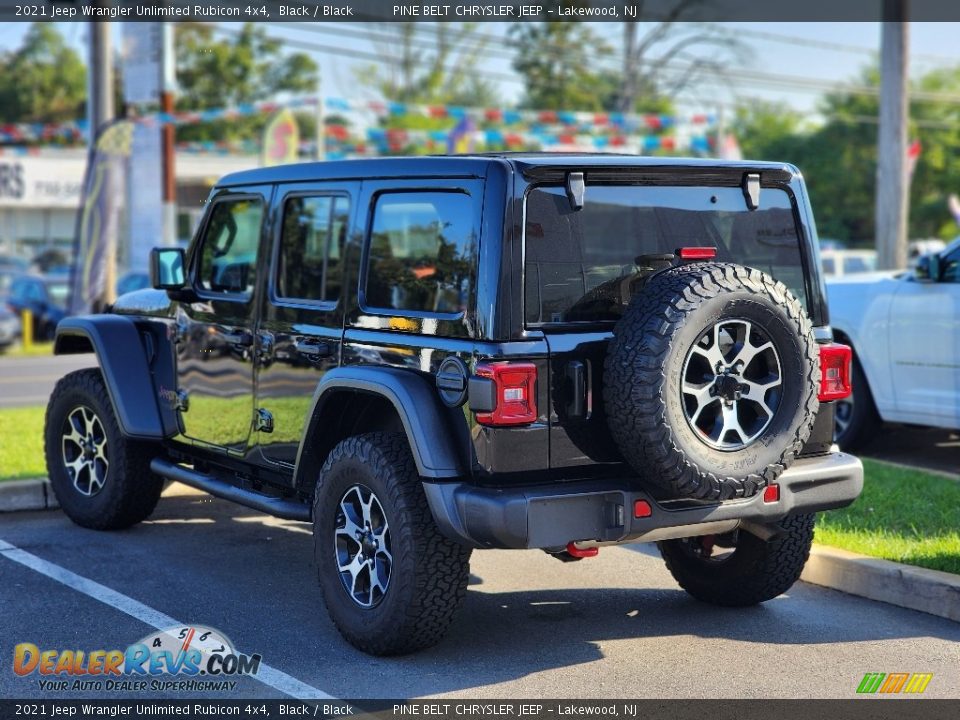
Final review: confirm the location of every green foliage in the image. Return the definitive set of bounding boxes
[174,23,318,144]
[510,8,613,111]
[0,23,86,125]
[354,23,498,108]
[736,65,960,244]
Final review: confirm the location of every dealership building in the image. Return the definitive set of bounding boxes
[0,149,257,268]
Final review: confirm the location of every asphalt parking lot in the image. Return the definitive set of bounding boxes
[2,486,959,701]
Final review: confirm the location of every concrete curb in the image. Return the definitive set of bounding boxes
[0,478,59,512]
[802,544,960,623]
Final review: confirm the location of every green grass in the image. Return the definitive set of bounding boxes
[0,342,54,358]
[816,458,960,574]
[0,405,46,481]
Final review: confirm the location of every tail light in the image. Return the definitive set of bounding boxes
[473,362,538,426]
[677,246,717,260]
[818,343,852,401]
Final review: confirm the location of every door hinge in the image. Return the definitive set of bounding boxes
[255,408,274,434]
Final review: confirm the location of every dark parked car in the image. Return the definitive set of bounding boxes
[7,273,69,341]
[45,155,862,656]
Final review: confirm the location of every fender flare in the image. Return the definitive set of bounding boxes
[54,315,170,440]
[293,366,464,484]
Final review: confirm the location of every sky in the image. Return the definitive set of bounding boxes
[2,21,960,118]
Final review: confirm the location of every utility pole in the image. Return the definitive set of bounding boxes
[87,19,115,309]
[160,23,177,247]
[875,1,910,270]
[87,21,114,149]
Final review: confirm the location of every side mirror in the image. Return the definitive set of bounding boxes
[914,252,941,282]
[150,248,186,290]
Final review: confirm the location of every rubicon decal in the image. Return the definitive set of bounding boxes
[856,672,933,694]
[13,626,261,693]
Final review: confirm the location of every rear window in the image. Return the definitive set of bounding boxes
[524,185,808,325]
[364,191,476,315]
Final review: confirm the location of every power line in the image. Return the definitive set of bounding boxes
[235,23,960,107]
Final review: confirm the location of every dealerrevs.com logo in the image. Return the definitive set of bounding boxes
[856,672,934,695]
[13,625,261,693]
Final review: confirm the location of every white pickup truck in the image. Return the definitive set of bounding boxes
[826,237,960,448]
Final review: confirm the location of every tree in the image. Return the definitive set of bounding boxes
[510,13,613,111]
[735,64,960,246]
[0,23,86,125]
[617,4,747,114]
[174,23,318,143]
[356,23,498,107]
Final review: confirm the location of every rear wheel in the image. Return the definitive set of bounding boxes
[658,513,815,606]
[44,369,164,530]
[313,432,471,655]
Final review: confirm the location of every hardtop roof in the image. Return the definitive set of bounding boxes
[216,153,796,187]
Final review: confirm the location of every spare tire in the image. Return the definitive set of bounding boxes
[603,262,819,500]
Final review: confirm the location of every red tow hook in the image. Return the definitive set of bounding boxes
[565,542,599,559]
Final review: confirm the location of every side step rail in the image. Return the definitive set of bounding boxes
[150,458,311,522]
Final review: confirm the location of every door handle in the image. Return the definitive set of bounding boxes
[295,338,332,359]
[222,331,253,347]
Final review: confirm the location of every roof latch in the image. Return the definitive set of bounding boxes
[742,172,761,211]
[566,171,585,211]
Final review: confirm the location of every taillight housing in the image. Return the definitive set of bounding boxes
[818,343,852,401]
[474,362,538,426]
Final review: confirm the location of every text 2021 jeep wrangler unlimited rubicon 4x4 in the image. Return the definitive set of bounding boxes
[46,154,862,655]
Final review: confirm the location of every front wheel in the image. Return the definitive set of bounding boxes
[313,432,471,655]
[44,369,165,530]
[658,513,815,606]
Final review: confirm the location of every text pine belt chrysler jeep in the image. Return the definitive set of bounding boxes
[46,155,863,655]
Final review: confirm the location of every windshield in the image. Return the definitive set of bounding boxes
[524,184,809,325]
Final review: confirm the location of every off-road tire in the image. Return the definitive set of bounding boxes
[658,513,816,606]
[44,368,165,530]
[313,432,471,655]
[833,355,880,451]
[603,262,819,500]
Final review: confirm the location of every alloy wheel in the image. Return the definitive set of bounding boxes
[334,484,392,608]
[681,318,783,451]
[61,405,109,497]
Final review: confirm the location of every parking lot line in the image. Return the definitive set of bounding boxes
[0,537,334,700]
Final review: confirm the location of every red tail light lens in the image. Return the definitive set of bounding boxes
[677,247,717,260]
[474,362,538,426]
[818,343,852,401]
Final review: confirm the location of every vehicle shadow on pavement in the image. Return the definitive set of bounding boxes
[8,494,960,699]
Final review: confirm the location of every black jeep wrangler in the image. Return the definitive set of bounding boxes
[45,154,862,655]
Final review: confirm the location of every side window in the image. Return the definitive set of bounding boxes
[196,198,264,296]
[364,191,476,315]
[941,247,960,283]
[276,194,349,303]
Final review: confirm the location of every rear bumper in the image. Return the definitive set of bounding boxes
[423,452,863,549]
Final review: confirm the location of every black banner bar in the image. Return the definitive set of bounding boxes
[1,700,959,720]
[3,0,960,23]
